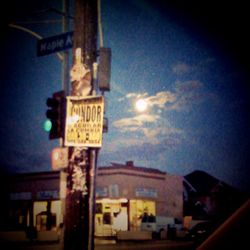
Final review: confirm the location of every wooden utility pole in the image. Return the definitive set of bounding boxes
[64,1,97,250]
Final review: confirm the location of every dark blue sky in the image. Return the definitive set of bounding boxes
[0,0,250,193]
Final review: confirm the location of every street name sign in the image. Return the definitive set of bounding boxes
[64,96,104,147]
[37,31,73,57]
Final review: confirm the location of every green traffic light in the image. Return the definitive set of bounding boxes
[44,119,52,132]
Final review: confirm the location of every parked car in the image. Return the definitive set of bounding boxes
[185,221,217,245]
[140,214,177,239]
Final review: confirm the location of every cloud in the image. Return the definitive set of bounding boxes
[104,124,184,155]
[110,79,213,159]
[113,113,159,129]
[172,63,192,75]
[118,92,148,102]
[112,113,184,153]
[126,92,148,99]
[175,80,203,93]
[142,126,183,141]
[120,91,177,111]
[100,133,184,168]
[102,136,145,154]
[172,59,217,76]
[165,80,207,111]
[146,91,176,108]
[122,82,206,113]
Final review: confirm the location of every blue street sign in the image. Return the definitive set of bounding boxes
[37,31,73,56]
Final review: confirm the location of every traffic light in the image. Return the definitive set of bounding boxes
[45,90,65,140]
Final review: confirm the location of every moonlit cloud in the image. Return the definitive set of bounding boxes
[167,80,207,111]
[111,77,212,157]
[122,81,207,113]
[102,137,145,153]
[113,113,160,128]
[113,83,205,144]
[107,111,185,153]
[142,126,183,139]
[146,91,176,108]
[175,80,203,93]
[172,63,192,74]
[127,92,148,99]
[118,92,148,102]
[125,93,138,99]
[122,91,177,109]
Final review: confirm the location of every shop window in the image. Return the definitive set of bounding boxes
[95,203,102,214]
[34,200,61,230]
[103,212,111,225]
[36,211,56,231]
[148,213,156,222]
[109,184,119,197]
[142,213,156,222]
[7,201,29,231]
[129,200,156,231]
[34,201,57,231]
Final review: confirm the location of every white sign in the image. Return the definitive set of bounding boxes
[64,96,104,147]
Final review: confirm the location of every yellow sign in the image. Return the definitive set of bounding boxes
[64,96,104,147]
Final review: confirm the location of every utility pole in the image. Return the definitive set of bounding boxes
[64,1,98,250]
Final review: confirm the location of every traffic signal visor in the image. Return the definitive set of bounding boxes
[44,91,65,140]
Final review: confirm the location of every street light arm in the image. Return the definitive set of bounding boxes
[8,23,64,61]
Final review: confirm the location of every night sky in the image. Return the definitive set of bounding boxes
[0,0,249,193]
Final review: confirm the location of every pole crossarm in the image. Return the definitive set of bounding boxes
[8,23,64,61]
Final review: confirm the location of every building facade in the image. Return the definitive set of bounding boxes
[95,161,183,236]
[0,161,183,240]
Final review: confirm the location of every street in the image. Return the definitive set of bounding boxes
[96,240,194,250]
[1,240,194,250]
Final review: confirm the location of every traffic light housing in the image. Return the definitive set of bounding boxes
[45,90,65,140]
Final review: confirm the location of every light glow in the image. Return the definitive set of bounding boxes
[135,99,148,112]
[43,119,52,132]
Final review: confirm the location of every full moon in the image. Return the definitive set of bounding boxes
[135,99,148,112]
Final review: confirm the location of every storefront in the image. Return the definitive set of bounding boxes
[2,161,183,240]
[1,172,63,241]
[95,198,128,236]
[94,198,156,236]
[95,161,183,236]
[129,199,156,231]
